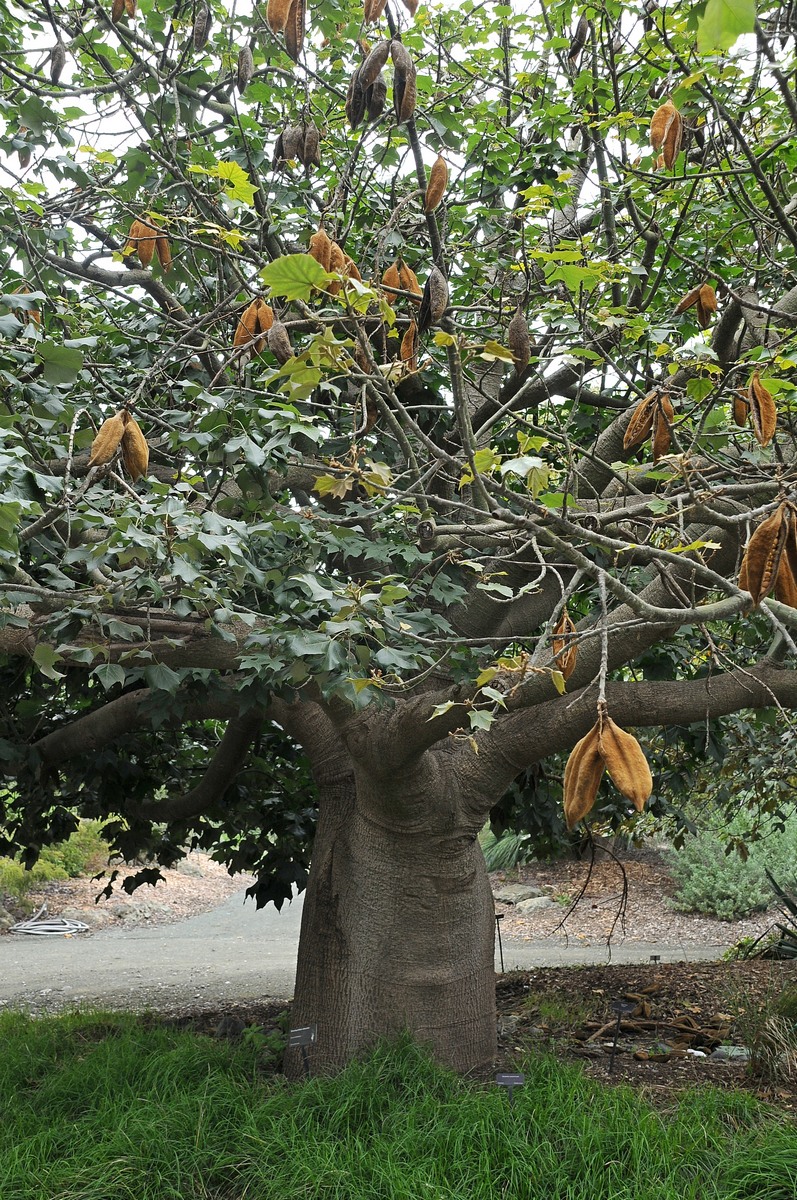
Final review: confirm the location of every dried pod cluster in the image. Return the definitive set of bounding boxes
[391,40,417,124]
[381,259,422,304]
[675,282,717,328]
[88,410,149,482]
[192,2,212,50]
[125,218,172,272]
[563,712,653,830]
[552,609,578,680]
[233,297,274,354]
[623,388,673,459]
[267,0,305,62]
[738,501,797,608]
[650,99,682,169]
[424,156,448,213]
[418,265,449,334]
[346,49,388,128]
[274,121,321,170]
[307,227,361,294]
[111,0,136,21]
[267,321,294,364]
[364,0,417,21]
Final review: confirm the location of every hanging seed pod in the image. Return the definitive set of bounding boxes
[400,0,419,13]
[267,0,292,33]
[400,320,418,371]
[695,283,717,329]
[749,369,777,447]
[50,42,66,85]
[281,124,304,162]
[364,0,388,23]
[563,722,604,830]
[126,218,158,268]
[111,0,125,21]
[272,132,285,168]
[268,321,294,364]
[192,3,211,50]
[417,266,449,334]
[121,414,149,482]
[155,236,172,272]
[623,389,658,450]
[89,412,126,468]
[284,0,305,62]
[568,15,589,63]
[398,261,423,303]
[733,388,750,428]
[344,255,362,282]
[651,391,674,460]
[675,283,702,314]
[391,40,417,124]
[739,503,793,607]
[237,46,254,93]
[366,74,387,122]
[346,67,367,129]
[301,122,321,169]
[234,299,261,349]
[360,39,391,90]
[308,227,333,272]
[382,261,401,303]
[424,155,448,213]
[598,719,653,812]
[125,0,136,13]
[552,609,578,680]
[507,306,531,376]
[650,100,682,168]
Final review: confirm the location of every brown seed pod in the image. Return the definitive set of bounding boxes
[623,390,658,451]
[302,122,321,169]
[400,0,419,14]
[568,15,589,62]
[696,283,717,327]
[127,218,158,268]
[391,40,417,124]
[234,299,260,349]
[381,262,402,304]
[507,306,531,376]
[366,74,387,122]
[327,240,346,295]
[563,721,605,830]
[344,255,362,282]
[774,556,797,609]
[281,124,304,162]
[237,46,254,93]
[598,718,653,812]
[267,0,292,33]
[674,284,703,314]
[272,132,285,167]
[346,67,367,129]
[121,415,149,482]
[650,100,682,168]
[125,0,136,13]
[89,412,126,468]
[733,388,750,428]
[360,39,391,91]
[155,236,172,272]
[192,2,211,50]
[400,320,418,371]
[398,262,422,302]
[552,609,578,681]
[253,299,274,334]
[417,266,449,334]
[738,503,792,606]
[111,0,125,21]
[652,391,674,461]
[424,155,448,213]
[364,0,388,23]
[268,321,294,364]
[749,369,777,447]
[284,0,305,62]
[50,42,66,85]
[308,227,333,272]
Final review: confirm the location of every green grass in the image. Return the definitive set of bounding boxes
[0,1011,795,1200]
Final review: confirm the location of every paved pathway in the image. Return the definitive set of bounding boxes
[0,891,729,1014]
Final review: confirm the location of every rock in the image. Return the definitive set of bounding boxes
[60,907,106,929]
[710,1045,750,1062]
[493,884,543,904]
[175,859,203,878]
[516,896,556,913]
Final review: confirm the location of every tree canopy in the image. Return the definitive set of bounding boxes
[3,0,797,1070]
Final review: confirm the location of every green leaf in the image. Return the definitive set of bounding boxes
[697,0,755,51]
[33,643,65,681]
[36,341,84,385]
[144,663,183,694]
[93,662,126,690]
[261,254,331,301]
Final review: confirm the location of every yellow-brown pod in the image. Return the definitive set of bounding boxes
[424,155,448,213]
[674,284,702,314]
[652,392,674,461]
[733,388,750,427]
[308,228,333,272]
[127,218,158,268]
[400,320,418,371]
[507,306,531,376]
[267,0,292,33]
[254,299,274,333]
[398,262,422,303]
[695,283,717,328]
[284,0,305,62]
[155,236,172,272]
[363,0,388,23]
[739,503,791,606]
[344,255,362,282]
[650,100,682,168]
[563,721,604,830]
[623,390,657,450]
[749,369,776,447]
[774,557,797,609]
[121,414,149,482]
[111,0,125,21]
[381,261,401,303]
[598,718,653,812]
[552,609,577,680]
[234,299,260,348]
[89,412,126,468]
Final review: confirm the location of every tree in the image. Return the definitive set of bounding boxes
[2,0,797,1076]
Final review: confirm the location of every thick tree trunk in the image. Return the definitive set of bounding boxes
[286,752,496,1078]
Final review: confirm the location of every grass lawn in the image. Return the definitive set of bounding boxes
[1,1010,795,1199]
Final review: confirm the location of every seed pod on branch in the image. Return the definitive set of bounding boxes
[739,503,794,607]
[563,722,605,830]
[121,414,149,482]
[50,42,66,85]
[234,298,273,353]
[89,412,126,468]
[237,46,254,93]
[126,218,158,268]
[308,227,333,272]
[401,0,419,14]
[284,0,305,62]
[281,124,304,162]
[652,391,674,460]
[364,0,388,23]
[417,266,449,334]
[400,320,418,372]
[598,718,653,812]
[749,369,776,446]
[360,39,391,90]
[366,75,387,122]
[381,261,402,304]
[507,306,531,376]
[267,0,292,34]
[155,236,172,272]
[650,100,682,168]
[695,283,717,328]
[301,122,321,169]
[125,0,136,13]
[346,68,367,129]
[398,261,422,303]
[111,0,125,21]
[623,389,659,451]
[552,609,578,680]
[391,40,417,124]
[192,2,211,51]
[424,156,448,213]
[775,556,797,608]
[568,15,589,64]
[268,320,294,364]
[733,388,750,428]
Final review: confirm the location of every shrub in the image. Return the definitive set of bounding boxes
[670,812,797,920]
[0,821,111,902]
